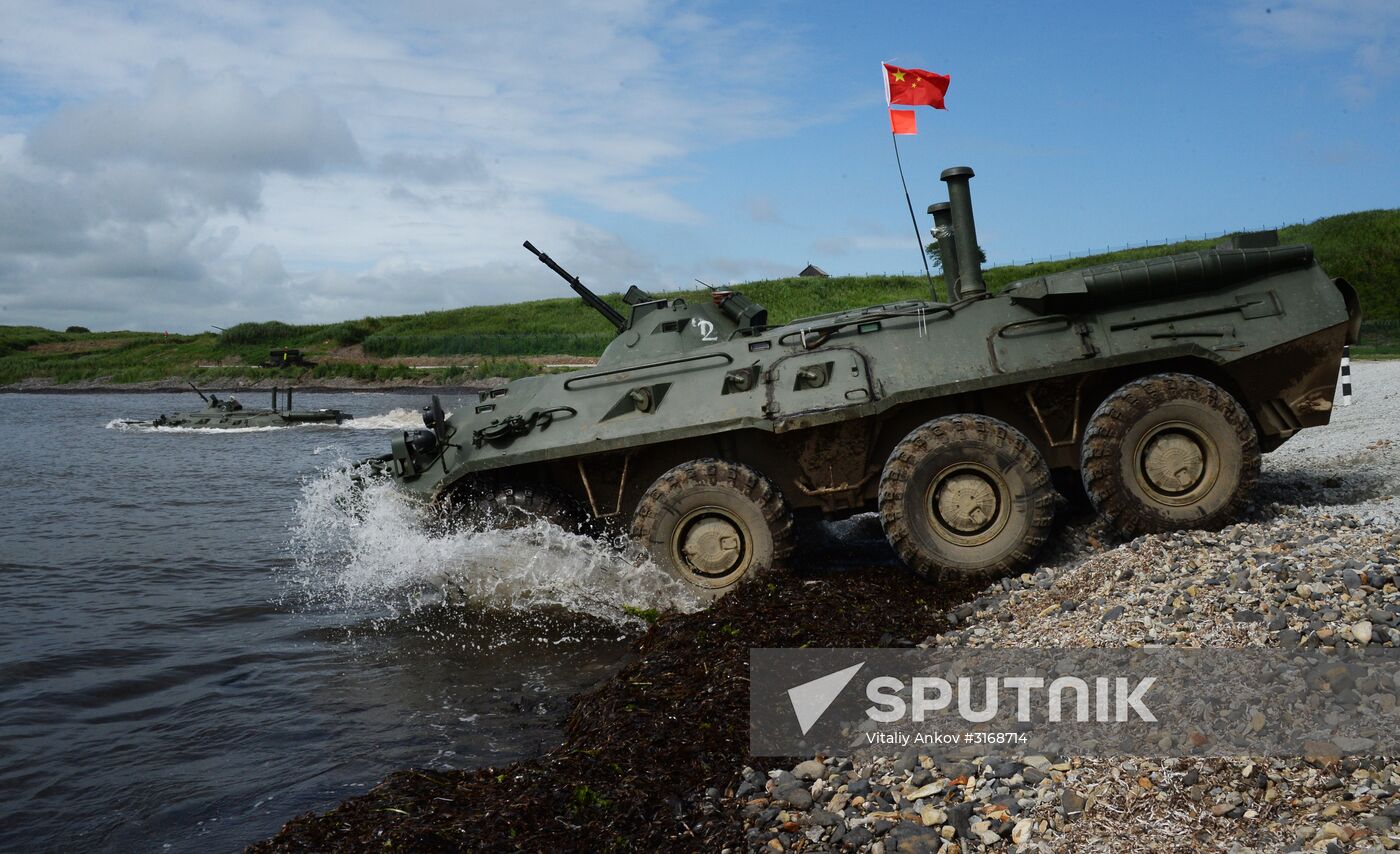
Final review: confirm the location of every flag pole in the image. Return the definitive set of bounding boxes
[891,131,937,300]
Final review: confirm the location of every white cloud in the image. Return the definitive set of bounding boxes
[379,151,487,184]
[1227,0,1400,105]
[811,232,913,257]
[746,195,783,224]
[0,0,806,331]
[242,245,288,288]
[26,60,360,173]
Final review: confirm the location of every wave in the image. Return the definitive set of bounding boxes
[105,407,425,433]
[334,408,424,430]
[104,419,309,434]
[284,460,700,630]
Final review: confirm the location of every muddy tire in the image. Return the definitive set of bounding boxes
[879,414,1054,582]
[447,480,588,533]
[1081,373,1259,536]
[631,459,794,602]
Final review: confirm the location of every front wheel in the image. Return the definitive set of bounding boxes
[442,480,589,533]
[879,414,1054,582]
[631,459,794,603]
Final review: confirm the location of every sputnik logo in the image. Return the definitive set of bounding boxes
[787,662,865,735]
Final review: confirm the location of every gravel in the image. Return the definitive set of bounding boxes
[734,362,1400,853]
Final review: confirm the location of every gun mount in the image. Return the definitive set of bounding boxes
[523,241,627,332]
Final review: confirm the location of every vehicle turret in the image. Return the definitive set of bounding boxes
[524,240,768,367]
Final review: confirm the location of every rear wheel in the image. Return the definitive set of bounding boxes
[879,414,1054,582]
[631,459,794,602]
[1080,373,1259,535]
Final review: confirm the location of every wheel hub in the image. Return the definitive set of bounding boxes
[678,514,745,576]
[936,472,998,534]
[1141,430,1206,494]
[924,462,1008,546]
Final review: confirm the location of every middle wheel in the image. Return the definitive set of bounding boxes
[631,459,794,602]
[879,414,1054,582]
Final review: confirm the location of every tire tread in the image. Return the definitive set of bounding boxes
[631,458,795,570]
[1081,372,1259,535]
[878,414,1054,582]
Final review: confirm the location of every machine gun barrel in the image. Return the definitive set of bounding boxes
[187,381,209,403]
[523,241,627,332]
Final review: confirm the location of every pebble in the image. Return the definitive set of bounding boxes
[727,383,1400,852]
[990,761,1022,779]
[842,827,872,847]
[777,787,812,810]
[1011,818,1034,845]
[792,760,825,781]
[1060,789,1086,819]
[946,801,974,838]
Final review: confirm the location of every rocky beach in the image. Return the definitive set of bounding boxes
[255,362,1400,853]
[739,360,1399,853]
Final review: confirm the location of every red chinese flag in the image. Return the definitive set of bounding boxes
[884,63,950,109]
[889,108,917,135]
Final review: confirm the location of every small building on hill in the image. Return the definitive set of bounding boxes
[798,263,829,278]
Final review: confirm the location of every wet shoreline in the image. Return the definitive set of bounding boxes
[250,563,973,852]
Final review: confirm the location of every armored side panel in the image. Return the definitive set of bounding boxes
[390,250,1355,508]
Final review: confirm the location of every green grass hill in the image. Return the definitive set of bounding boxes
[3,208,1397,386]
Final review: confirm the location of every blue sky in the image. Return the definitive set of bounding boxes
[0,0,1395,331]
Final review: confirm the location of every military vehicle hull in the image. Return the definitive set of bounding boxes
[384,166,1361,600]
[152,408,352,428]
[148,386,352,428]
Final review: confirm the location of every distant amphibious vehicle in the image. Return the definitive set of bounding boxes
[148,385,352,428]
[382,165,1360,600]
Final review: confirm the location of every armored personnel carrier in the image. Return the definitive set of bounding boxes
[382,165,1360,600]
[147,384,352,428]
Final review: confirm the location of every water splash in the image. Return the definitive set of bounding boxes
[335,407,425,431]
[285,461,700,628]
[105,419,311,433]
[106,408,426,433]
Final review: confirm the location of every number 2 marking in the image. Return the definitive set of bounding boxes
[692,318,717,342]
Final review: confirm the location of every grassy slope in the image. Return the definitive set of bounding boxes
[4,209,1397,385]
